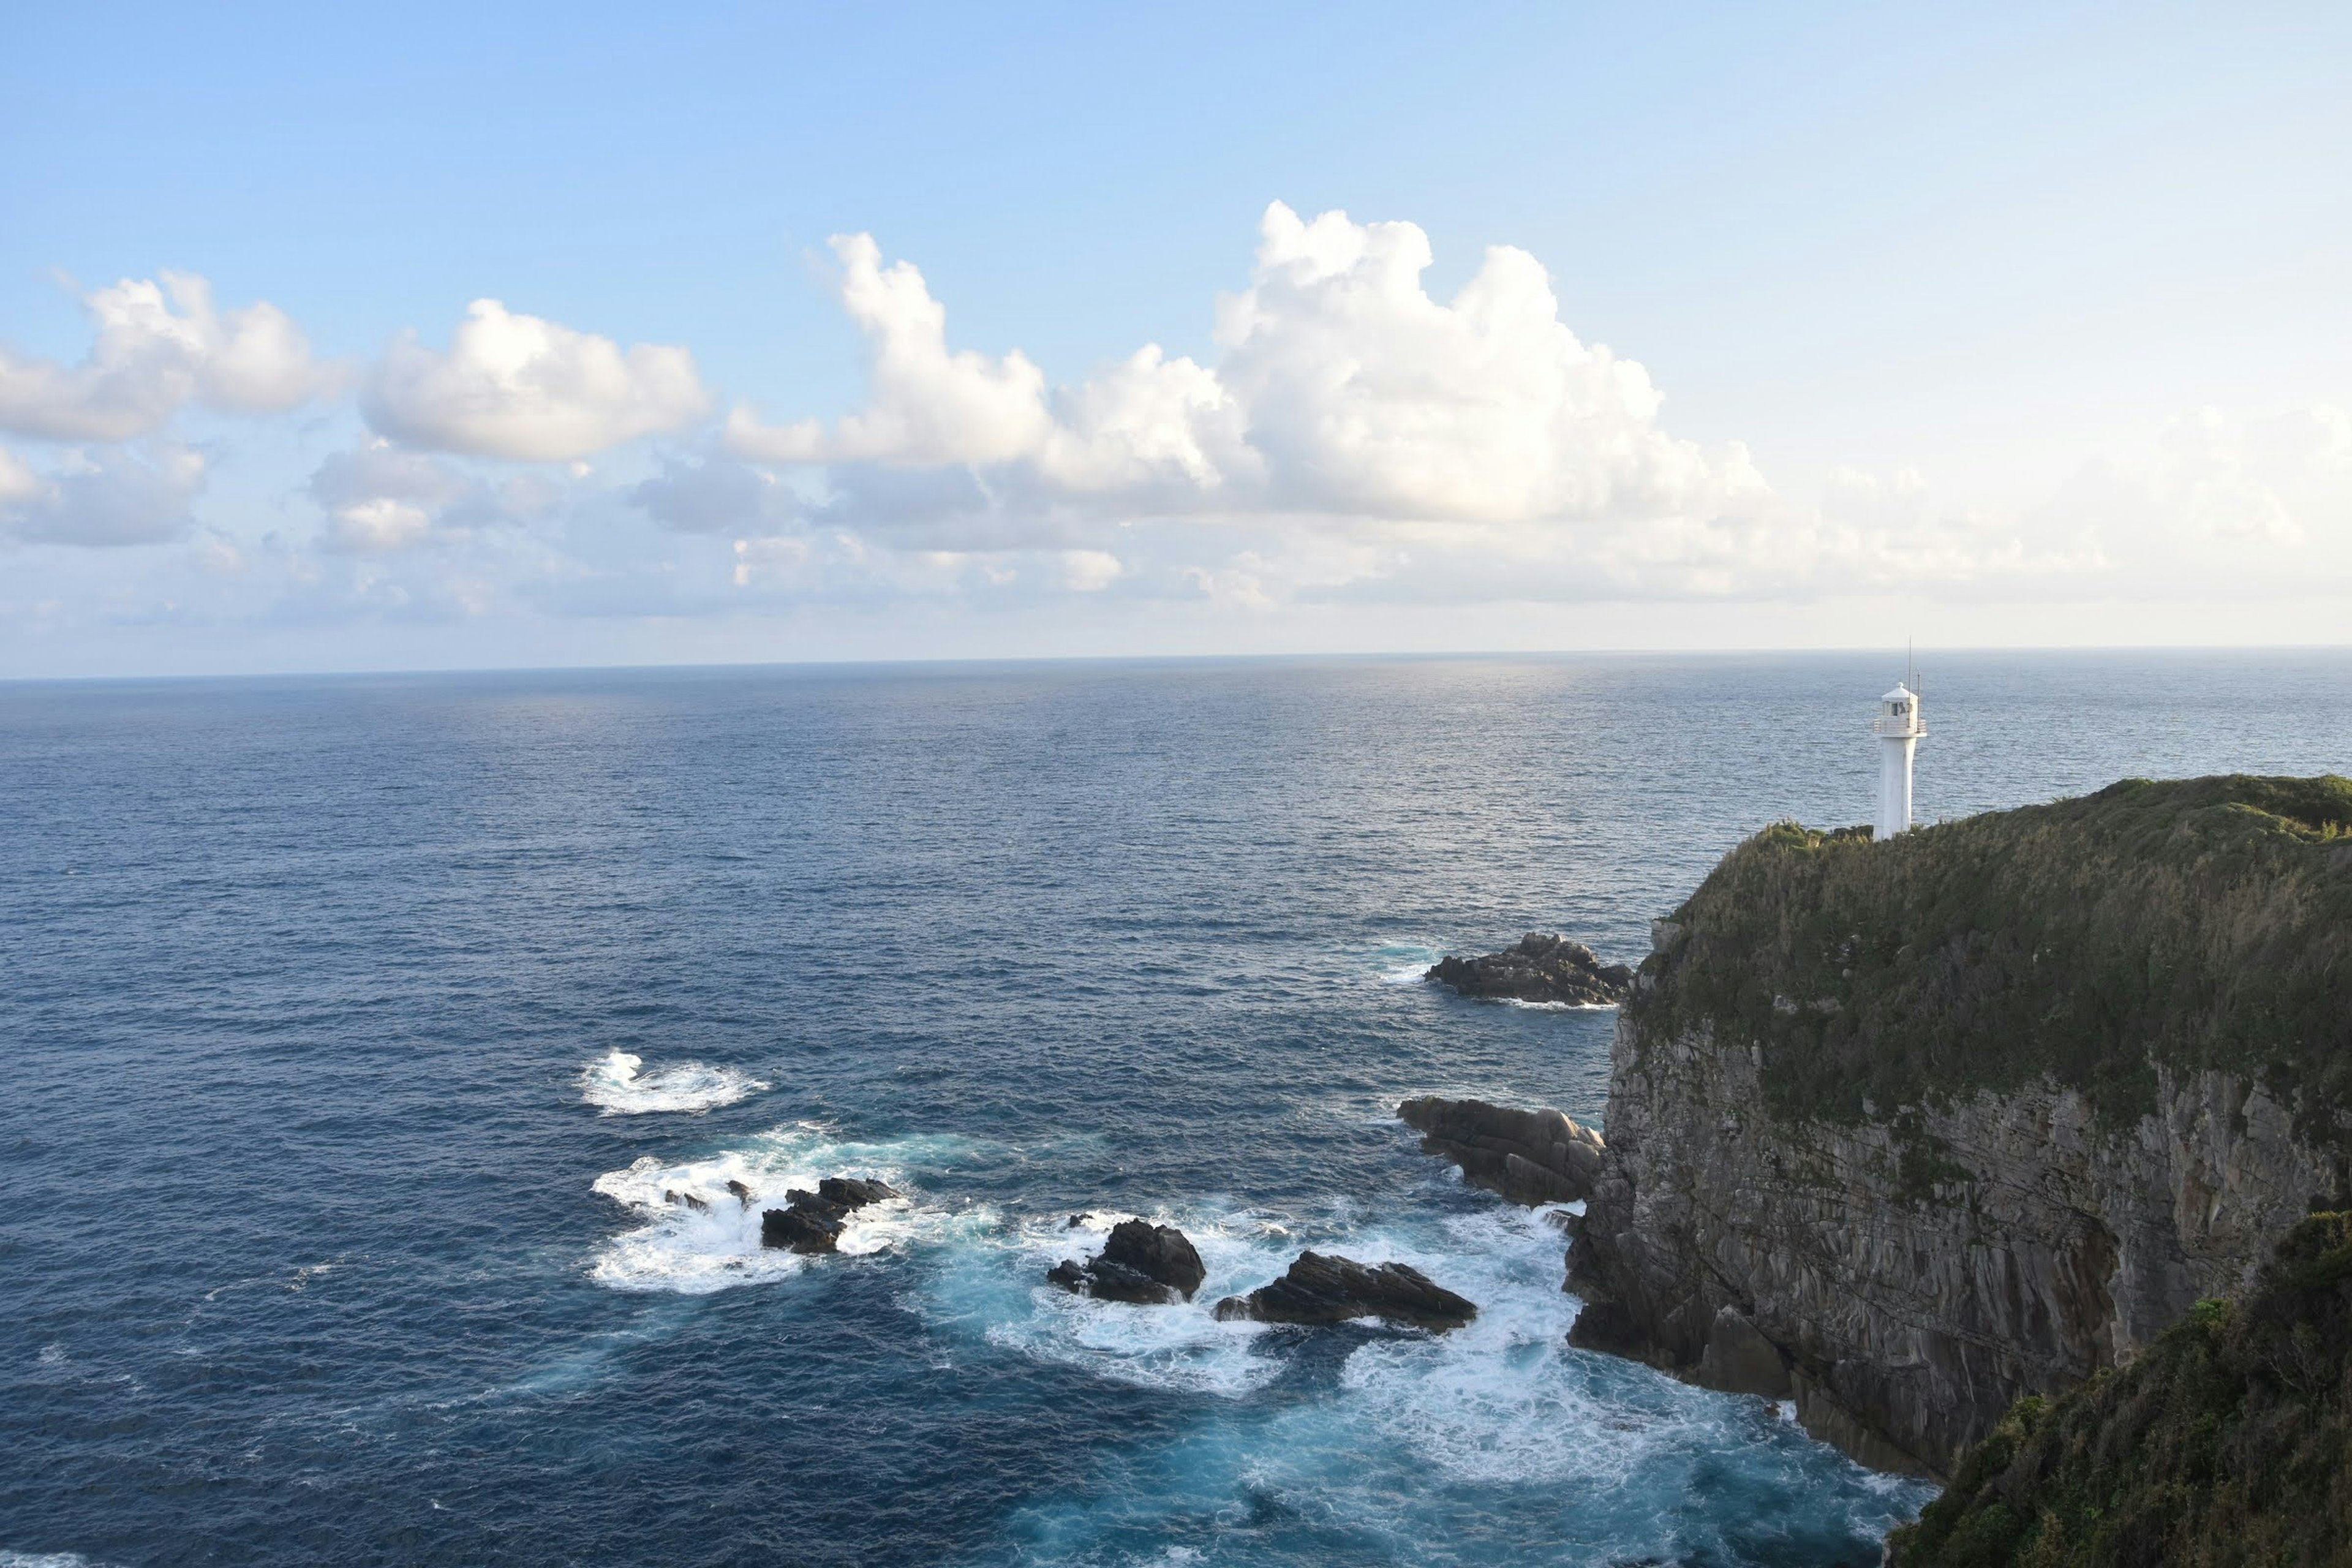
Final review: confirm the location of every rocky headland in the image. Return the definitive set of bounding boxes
[1566,775,2352,1482]
[1426,933,1633,1006]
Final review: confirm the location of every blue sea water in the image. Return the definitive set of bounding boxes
[4,650,2350,1568]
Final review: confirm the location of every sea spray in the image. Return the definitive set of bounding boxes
[579,1049,767,1115]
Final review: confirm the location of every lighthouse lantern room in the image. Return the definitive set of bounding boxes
[1872,681,1926,838]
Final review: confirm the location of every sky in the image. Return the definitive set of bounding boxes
[2,0,2348,677]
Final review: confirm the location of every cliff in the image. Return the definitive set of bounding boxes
[1566,775,2352,1477]
[1887,1210,2352,1566]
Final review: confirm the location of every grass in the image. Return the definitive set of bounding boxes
[1632,775,2352,1133]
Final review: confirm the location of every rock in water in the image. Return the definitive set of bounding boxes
[1425,933,1633,1006]
[1046,1219,1207,1305]
[1211,1251,1476,1332]
[758,1176,901,1255]
[1396,1095,1605,1205]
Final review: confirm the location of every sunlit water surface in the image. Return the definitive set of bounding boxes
[6,651,2348,1567]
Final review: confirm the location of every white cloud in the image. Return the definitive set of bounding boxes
[0,444,206,546]
[363,300,710,461]
[0,273,336,440]
[1059,549,1124,591]
[306,440,530,554]
[723,204,1758,533]
[727,233,1053,466]
[0,445,37,504]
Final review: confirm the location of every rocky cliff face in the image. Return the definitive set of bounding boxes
[1566,776,2352,1478]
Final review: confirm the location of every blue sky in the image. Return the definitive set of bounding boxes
[3,1,2348,674]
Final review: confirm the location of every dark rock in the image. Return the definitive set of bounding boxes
[725,1179,754,1205]
[1397,1095,1605,1205]
[1211,1251,1476,1332]
[1046,1219,1207,1305]
[758,1175,900,1255]
[760,1202,844,1253]
[663,1188,712,1214]
[1425,933,1633,1006]
[817,1176,897,1208]
[1099,1219,1206,1298]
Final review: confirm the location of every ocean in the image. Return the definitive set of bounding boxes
[6,649,2349,1568]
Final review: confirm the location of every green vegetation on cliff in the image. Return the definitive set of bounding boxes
[1637,775,2352,1130]
[1886,1210,2352,1567]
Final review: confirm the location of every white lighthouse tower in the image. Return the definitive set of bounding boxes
[1872,676,1926,838]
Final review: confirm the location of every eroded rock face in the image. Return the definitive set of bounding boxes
[1567,1005,2349,1477]
[1047,1219,1207,1305]
[1212,1251,1476,1332]
[1425,933,1632,1006]
[758,1177,901,1255]
[1397,1095,1605,1205]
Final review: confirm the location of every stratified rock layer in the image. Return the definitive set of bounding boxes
[1212,1251,1476,1332]
[1397,1095,1605,1206]
[1425,933,1632,1006]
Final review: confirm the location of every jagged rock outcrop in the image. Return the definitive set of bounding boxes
[1567,777,2352,1478]
[760,1177,900,1254]
[1397,1095,1605,1205]
[1425,933,1632,1006]
[1212,1251,1476,1332]
[1047,1219,1207,1305]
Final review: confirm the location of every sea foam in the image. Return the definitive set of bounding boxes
[954,1204,1304,1398]
[580,1049,768,1115]
[588,1124,989,1294]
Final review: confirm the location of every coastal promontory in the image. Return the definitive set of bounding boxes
[1567,775,2352,1478]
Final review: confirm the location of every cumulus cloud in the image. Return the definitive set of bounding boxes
[363,300,710,461]
[724,203,1760,535]
[0,273,337,441]
[0,444,206,546]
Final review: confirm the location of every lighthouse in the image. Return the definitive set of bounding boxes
[1872,680,1926,838]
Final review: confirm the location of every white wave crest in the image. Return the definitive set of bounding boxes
[587,1124,989,1294]
[1366,940,1441,986]
[581,1049,768,1115]
[915,1202,1316,1399]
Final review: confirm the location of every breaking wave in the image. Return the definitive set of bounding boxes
[587,1124,990,1294]
[580,1049,768,1115]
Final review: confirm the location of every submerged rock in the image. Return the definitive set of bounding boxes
[1047,1218,1206,1305]
[1396,1095,1605,1206]
[1212,1251,1476,1332]
[758,1176,901,1255]
[1425,933,1633,1006]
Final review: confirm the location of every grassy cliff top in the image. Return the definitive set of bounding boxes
[1634,775,2352,1128]
[1887,1209,2352,1567]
